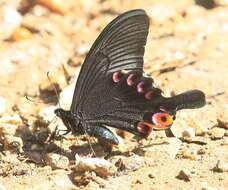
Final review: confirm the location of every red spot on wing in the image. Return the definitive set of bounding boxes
[112,72,122,83]
[126,74,136,86]
[137,82,145,93]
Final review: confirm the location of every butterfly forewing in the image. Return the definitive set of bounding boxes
[70,9,150,118]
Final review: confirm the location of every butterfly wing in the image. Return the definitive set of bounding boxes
[71,9,149,114]
[70,9,205,139]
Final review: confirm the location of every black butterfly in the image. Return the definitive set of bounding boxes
[55,9,205,145]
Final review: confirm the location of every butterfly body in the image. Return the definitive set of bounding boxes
[55,9,205,145]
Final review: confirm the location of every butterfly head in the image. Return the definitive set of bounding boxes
[54,108,65,118]
[54,108,80,134]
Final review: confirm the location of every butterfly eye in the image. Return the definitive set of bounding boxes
[152,112,174,129]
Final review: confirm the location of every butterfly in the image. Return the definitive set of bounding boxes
[54,9,205,145]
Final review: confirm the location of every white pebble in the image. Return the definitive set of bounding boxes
[75,154,117,178]
[0,6,22,40]
[38,106,57,123]
[0,183,6,190]
[46,153,69,169]
[59,84,74,110]
[182,127,195,138]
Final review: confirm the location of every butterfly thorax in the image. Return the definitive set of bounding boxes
[54,108,84,135]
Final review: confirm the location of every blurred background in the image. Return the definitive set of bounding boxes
[0,0,227,190]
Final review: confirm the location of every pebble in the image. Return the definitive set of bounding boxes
[59,84,74,110]
[0,123,17,137]
[0,184,6,190]
[46,153,69,169]
[220,138,228,146]
[77,43,90,56]
[217,118,228,130]
[224,131,228,137]
[197,148,207,155]
[195,127,206,136]
[201,182,217,190]
[213,160,228,173]
[10,26,33,41]
[208,128,225,140]
[0,114,22,126]
[177,148,198,160]
[182,127,195,138]
[38,105,57,123]
[0,97,6,115]
[0,5,22,40]
[110,154,145,172]
[176,169,191,182]
[37,0,67,16]
[48,171,74,189]
[148,173,155,178]
[75,154,117,178]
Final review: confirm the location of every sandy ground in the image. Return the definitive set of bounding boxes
[0,0,227,190]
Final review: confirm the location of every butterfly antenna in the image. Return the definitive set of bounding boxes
[46,71,61,108]
[25,95,44,104]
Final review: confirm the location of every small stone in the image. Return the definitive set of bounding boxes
[10,26,32,41]
[77,43,90,56]
[37,0,67,15]
[197,148,207,155]
[224,131,228,137]
[180,136,208,145]
[75,154,117,178]
[0,114,22,126]
[38,106,57,123]
[48,171,74,189]
[135,179,143,184]
[47,117,66,136]
[182,128,195,138]
[176,169,191,182]
[177,148,198,160]
[213,160,228,173]
[217,118,228,130]
[174,51,185,60]
[46,153,69,169]
[148,173,155,178]
[59,84,74,110]
[208,128,225,140]
[0,183,6,190]
[195,0,217,9]
[0,5,22,40]
[0,97,6,115]
[220,139,228,146]
[195,127,206,136]
[0,123,18,137]
[201,182,217,190]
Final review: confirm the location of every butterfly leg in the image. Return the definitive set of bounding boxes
[165,128,175,137]
[86,124,119,145]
